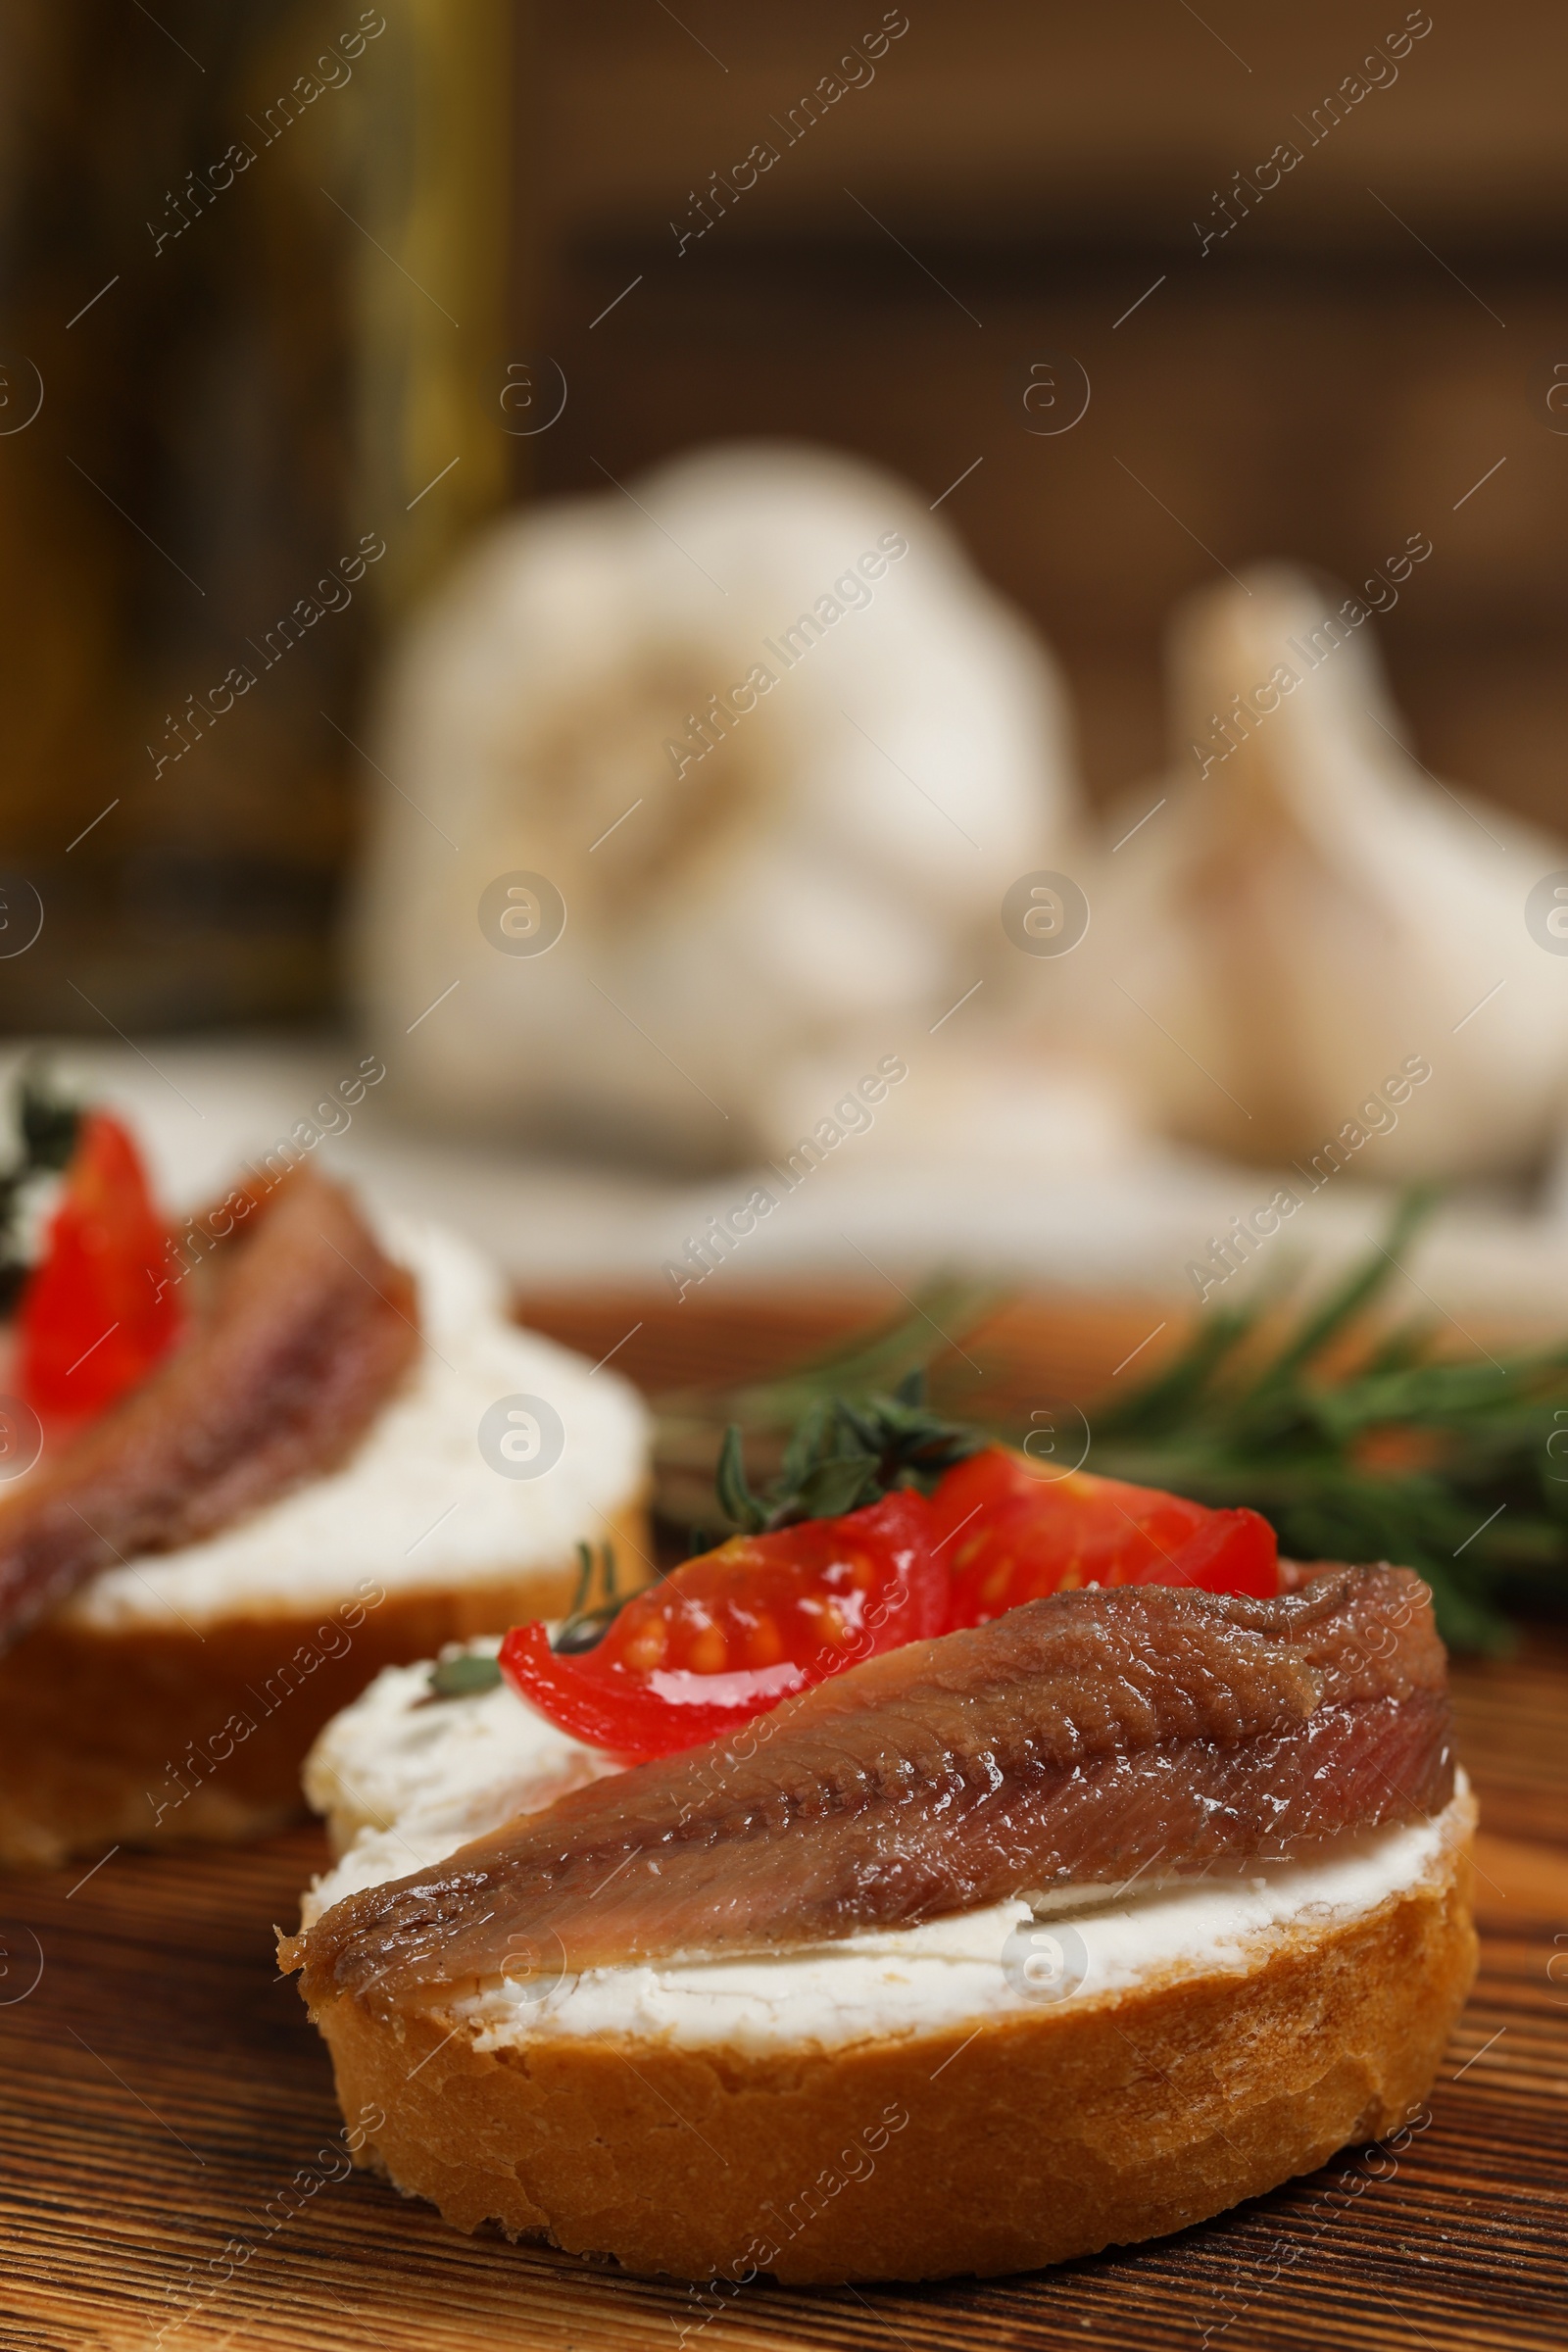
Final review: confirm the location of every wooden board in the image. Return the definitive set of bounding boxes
[3,1293,1566,2351]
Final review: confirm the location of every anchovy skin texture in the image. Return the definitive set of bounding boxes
[0,1169,418,1650]
[293,1565,1453,2014]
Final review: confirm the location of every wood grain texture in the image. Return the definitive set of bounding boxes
[2,1293,1564,2349]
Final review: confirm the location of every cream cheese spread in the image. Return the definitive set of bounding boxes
[300,1638,1473,2057]
[60,1218,649,1630]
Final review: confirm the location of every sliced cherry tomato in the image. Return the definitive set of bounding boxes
[933,1446,1277,1626]
[18,1111,183,1418]
[500,1488,941,1760]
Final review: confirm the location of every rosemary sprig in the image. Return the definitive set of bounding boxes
[651,1206,1568,1651]
[1085,1195,1568,1652]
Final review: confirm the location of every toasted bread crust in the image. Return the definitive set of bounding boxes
[298,1794,1476,2283]
[0,1494,648,1871]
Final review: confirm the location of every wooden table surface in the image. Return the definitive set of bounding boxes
[3,1291,1565,2351]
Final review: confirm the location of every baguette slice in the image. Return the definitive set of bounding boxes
[291,1640,1477,2284]
[0,1220,649,1871]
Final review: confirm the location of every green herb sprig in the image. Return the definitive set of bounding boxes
[424,1542,625,1696]
[425,1647,504,1699]
[552,1540,624,1653]
[652,1211,1568,1651]
[653,1276,1005,1541]
[0,1063,80,1315]
[714,1373,988,1535]
[1089,1194,1568,1651]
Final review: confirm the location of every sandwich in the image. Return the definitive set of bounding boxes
[0,1088,649,1869]
[285,1407,1474,2283]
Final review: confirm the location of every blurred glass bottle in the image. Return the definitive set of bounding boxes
[0,0,511,1030]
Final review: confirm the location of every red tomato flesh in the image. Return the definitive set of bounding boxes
[500,1488,941,1759]
[933,1446,1277,1625]
[19,1111,183,1418]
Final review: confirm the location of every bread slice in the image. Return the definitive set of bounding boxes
[292,1644,1478,2284]
[0,1221,649,1871]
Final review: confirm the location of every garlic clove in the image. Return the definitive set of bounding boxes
[1088,564,1568,1179]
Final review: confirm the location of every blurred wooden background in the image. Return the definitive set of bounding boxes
[526,0,1568,817]
[3,0,1566,1030]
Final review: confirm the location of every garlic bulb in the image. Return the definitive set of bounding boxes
[351,442,1075,1169]
[1087,564,1568,1179]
